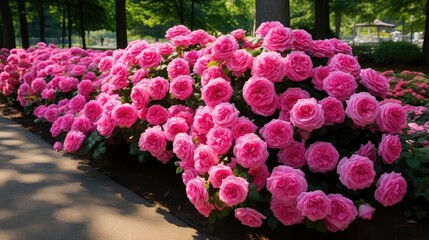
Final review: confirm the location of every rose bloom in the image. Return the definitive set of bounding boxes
[60,113,74,132]
[193,144,219,174]
[359,68,390,98]
[131,68,149,84]
[248,164,270,192]
[376,102,407,134]
[263,26,294,52]
[378,134,402,164]
[137,47,162,68]
[306,141,339,173]
[193,55,211,76]
[186,176,208,208]
[208,164,233,188]
[277,141,307,169]
[206,126,233,155]
[358,204,376,220]
[296,190,331,221]
[233,133,269,169]
[231,116,257,140]
[201,66,229,86]
[78,80,94,96]
[219,176,249,207]
[201,78,233,107]
[148,77,169,100]
[112,103,138,128]
[63,130,85,153]
[319,97,345,125]
[31,78,46,92]
[44,108,58,123]
[58,77,79,93]
[330,38,353,54]
[163,117,189,142]
[271,198,304,226]
[170,75,195,101]
[50,118,62,138]
[279,87,310,112]
[266,165,308,202]
[83,100,103,122]
[375,172,407,207]
[328,53,361,77]
[53,141,62,152]
[234,208,266,228]
[355,141,377,161]
[260,119,293,149]
[251,52,286,83]
[71,116,94,135]
[255,21,284,37]
[188,29,210,45]
[284,51,313,82]
[212,102,239,128]
[225,50,253,75]
[173,133,195,163]
[337,154,376,190]
[324,194,358,232]
[69,94,87,113]
[251,95,279,117]
[243,77,276,107]
[167,58,190,80]
[193,106,214,134]
[290,98,324,132]
[145,105,168,126]
[322,71,357,101]
[182,168,198,185]
[310,40,335,58]
[345,92,379,127]
[131,85,150,110]
[171,35,191,47]
[138,126,167,155]
[211,35,238,61]
[292,29,313,51]
[312,65,331,91]
[165,25,191,40]
[96,115,115,137]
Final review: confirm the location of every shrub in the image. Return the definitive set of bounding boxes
[373,41,422,65]
[351,44,375,62]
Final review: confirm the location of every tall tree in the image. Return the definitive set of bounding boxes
[314,0,330,39]
[0,0,16,49]
[38,0,46,42]
[79,0,86,48]
[17,0,29,48]
[423,0,429,64]
[255,0,290,27]
[116,0,127,48]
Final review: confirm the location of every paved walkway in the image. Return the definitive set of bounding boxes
[0,116,214,240]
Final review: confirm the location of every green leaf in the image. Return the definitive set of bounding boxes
[267,217,278,230]
[207,61,218,67]
[248,191,262,202]
[176,166,183,174]
[304,219,315,229]
[406,158,421,169]
[208,212,217,225]
[314,220,327,233]
[248,183,258,191]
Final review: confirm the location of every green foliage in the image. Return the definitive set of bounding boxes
[351,45,374,62]
[373,41,422,65]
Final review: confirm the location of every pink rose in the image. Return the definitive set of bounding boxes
[234,208,266,228]
[148,77,169,100]
[83,100,103,122]
[290,98,324,132]
[60,113,74,132]
[50,119,62,138]
[63,130,85,153]
[250,95,279,117]
[263,26,294,52]
[212,102,239,128]
[242,77,276,107]
[306,141,339,173]
[170,75,195,101]
[112,103,138,128]
[319,97,345,125]
[330,38,352,55]
[233,133,269,169]
[193,55,211,75]
[231,116,257,140]
[167,58,190,80]
[324,194,357,232]
[146,105,168,126]
[192,106,214,134]
[58,77,79,92]
[296,190,331,221]
[44,108,58,123]
[163,117,189,142]
[375,172,407,207]
[31,78,46,92]
[34,105,47,119]
[284,51,313,82]
[69,94,87,113]
[131,69,149,84]
[173,133,195,163]
[260,119,293,149]
[337,154,376,190]
[255,21,284,37]
[251,52,286,83]
[71,116,94,135]
[201,78,233,107]
[279,87,310,111]
[188,29,210,45]
[186,176,209,207]
[211,35,238,61]
[277,141,307,169]
[376,102,407,134]
[310,40,335,58]
[156,42,175,56]
[271,198,304,226]
[359,68,389,98]
[358,204,376,220]
[231,29,245,40]
[206,126,233,155]
[182,168,198,185]
[53,141,62,152]
[322,71,357,101]
[219,176,249,206]
[96,115,115,137]
[355,141,377,161]
[193,144,219,174]
[201,66,229,86]
[208,164,233,188]
[131,85,150,109]
[138,126,167,155]
[137,47,162,68]
[328,53,361,77]
[292,29,313,51]
[266,165,308,202]
[225,50,253,76]
[312,65,331,91]
[78,80,94,96]
[378,134,402,164]
[165,25,191,40]
[345,92,379,127]
[248,164,270,192]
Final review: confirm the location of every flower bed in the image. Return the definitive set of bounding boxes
[0,22,415,232]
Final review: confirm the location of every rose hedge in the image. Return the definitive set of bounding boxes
[0,22,414,232]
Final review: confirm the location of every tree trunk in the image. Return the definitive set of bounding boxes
[38,0,45,43]
[423,0,429,64]
[17,0,29,48]
[334,10,341,39]
[62,6,66,47]
[191,0,195,30]
[314,0,330,40]
[0,0,16,49]
[68,2,72,47]
[255,0,290,27]
[79,0,86,49]
[115,0,127,49]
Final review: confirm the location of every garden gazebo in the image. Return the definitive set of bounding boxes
[354,19,395,44]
